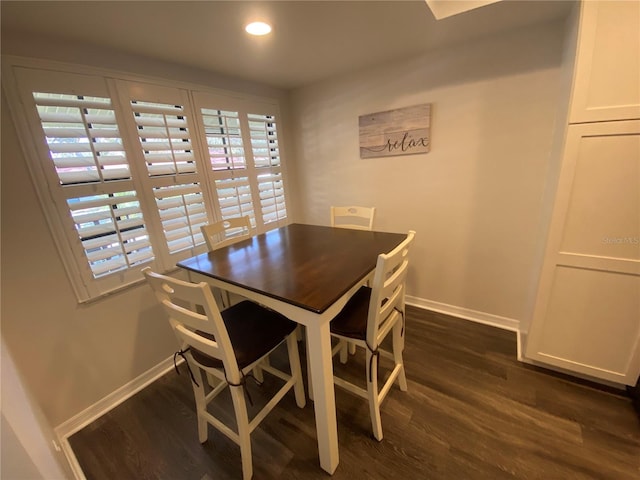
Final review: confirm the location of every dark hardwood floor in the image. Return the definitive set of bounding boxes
[69,307,640,479]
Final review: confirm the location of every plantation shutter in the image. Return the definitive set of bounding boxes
[152,183,207,254]
[257,171,287,225]
[66,192,152,276]
[202,109,247,171]
[34,93,131,184]
[198,106,257,229]
[192,92,288,232]
[248,113,287,225]
[12,69,155,300]
[123,86,210,261]
[5,62,291,302]
[215,177,256,221]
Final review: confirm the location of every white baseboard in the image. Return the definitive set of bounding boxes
[54,355,179,480]
[406,298,628,390]
[517,330,527,361]
[405,296,521,332]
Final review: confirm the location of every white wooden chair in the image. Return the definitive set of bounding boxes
[143,268,306,480]
[201,215,253,251]
[330,206,376,359]
[329,230,415,441]
[330,206,376,231]
[201,216,253,307]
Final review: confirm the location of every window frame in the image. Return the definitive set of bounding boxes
[2,57,292,303]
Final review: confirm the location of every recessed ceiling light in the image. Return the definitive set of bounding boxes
[245,21,272,36]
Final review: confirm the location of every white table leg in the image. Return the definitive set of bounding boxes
[306,320,339,474]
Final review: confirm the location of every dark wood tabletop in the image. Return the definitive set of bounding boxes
[177,223,407,314]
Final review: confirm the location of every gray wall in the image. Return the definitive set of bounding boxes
[289,21,568,325]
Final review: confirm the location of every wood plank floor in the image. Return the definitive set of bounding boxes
[68,307,640,479]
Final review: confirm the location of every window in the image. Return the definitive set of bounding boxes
[193,92,289,231]
[248,113,288,225]
[199,107,257,224]
[121,85,210,266]
[33,91,154,279]
[5,64,289,302]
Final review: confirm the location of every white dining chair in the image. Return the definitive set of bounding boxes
[329,230,415,441]
[330,206,376,360]
[143,268,306,480]
[201,216,253,307]
[330,206,376,231]
[201,215,253,250]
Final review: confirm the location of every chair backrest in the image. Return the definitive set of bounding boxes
[330,206,376,231]
[366,231,416,347]
[201,216,252,251]
[142,268,242,383]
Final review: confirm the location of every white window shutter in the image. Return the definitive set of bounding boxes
[152,183,207,253]
[67,192,153,277]
[258,172,288,225]
[201,108,247,171]
[124,92,210,262]
[27,85,155,290]
[248,113,287,227]
[34,93,130,185]
[192,92,288,233]
[5,62,291,302]
[248,113,280,168]
[215,176,256,224]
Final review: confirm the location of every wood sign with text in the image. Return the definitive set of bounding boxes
[359,103,431,159]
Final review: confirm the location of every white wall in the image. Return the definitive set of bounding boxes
[289,21,567,326]
[1,30,285,101]
[1,339,70,479]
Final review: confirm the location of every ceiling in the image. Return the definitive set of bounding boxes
[1,1,574,90]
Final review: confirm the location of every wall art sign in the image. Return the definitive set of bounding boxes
[359,103,431,159]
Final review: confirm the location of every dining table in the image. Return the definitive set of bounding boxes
[176,222,407,474]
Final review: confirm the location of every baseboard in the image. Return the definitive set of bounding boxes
[54,355,179,480]
[517,331,526,362]
[405,296,520,332]
[517,355,628,391]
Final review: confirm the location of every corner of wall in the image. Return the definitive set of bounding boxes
[520,1,582,335]
[1,338,73,479]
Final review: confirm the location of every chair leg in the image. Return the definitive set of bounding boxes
[393,321,408,391]
[339,339,348,364]
[206,372,220,388]
[230,385,253,480]
[365,349,383,441]
[348,341,356,355]
[296,324,304,342]
[252,362,264,383]
[189,363,209,443]
[286,334,307,408]
[210,286,227,309]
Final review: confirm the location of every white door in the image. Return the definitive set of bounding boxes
[526,120,640,385]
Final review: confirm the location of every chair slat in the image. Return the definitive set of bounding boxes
[330,206,376,230]
[201,215,253,251]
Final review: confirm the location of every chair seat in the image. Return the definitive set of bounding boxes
[329,286,372,340]
[192,300,297,369]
